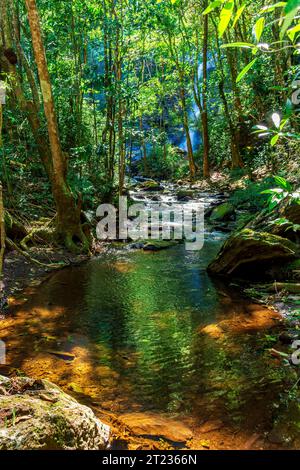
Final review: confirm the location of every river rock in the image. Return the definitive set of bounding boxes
[138,180,163,191]
[209,202,235,222]
[143,241,178,251]
[176,189,195,201]
[0,375,110,450]
[119,412,193,444]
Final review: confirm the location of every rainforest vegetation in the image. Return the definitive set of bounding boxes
[0,0,300,452]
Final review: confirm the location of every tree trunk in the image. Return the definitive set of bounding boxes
[180,85,196,179]
[25,0,89,252]
[0,103,6,288]
[202,8,210,178]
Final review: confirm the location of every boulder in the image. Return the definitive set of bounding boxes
[0,375,110,450]
[208,193,300,279]
[209,202,235,222]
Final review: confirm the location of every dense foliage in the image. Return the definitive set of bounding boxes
[0,0,299,251]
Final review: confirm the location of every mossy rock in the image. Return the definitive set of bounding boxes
[208,229,298,278]
[176,189,195,201]
[208,191,300,279]
[209,202,235,222]
[0,375,110,450]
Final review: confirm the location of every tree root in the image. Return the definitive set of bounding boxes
[6,238,68,269]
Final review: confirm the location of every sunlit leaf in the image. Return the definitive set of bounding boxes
[203,0,222,15]
[236,58,257,83]
[274,175,291,190]
[233,4,246,28]
[260,2,287,13]
[256,124,269,130]
[287,23,300,41]
[280,0,300,39]
[254,17,265,42]
[218,1,234,37]
[271,134,280,146]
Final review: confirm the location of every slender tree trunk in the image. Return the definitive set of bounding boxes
[202,7,210,178]
[0,103,6,287]
[25,0,89,252]
[179,83,196,179]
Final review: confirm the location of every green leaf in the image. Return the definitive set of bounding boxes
[203,0,222,15]
[218,1,234,37]
[274,175,291,190]
[287,23,300,41]
[260,2,287,13]
[236,58,257,83]
[221,42,255,48]
[285,98,293,116]
[271,134,280,146]
[280,0,300,39]
[233,4,246,28]
[254,17,265,42]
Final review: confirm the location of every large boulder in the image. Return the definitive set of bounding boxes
[208,194,300,279]
[0,375,110,450]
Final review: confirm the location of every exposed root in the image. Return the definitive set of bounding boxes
[6,238,68,269]
[20,218,56,251]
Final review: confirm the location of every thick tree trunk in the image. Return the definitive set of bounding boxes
[25,0,89,252]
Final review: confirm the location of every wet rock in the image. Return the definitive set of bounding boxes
[138,181,163,191]
[120,413,192,444]
[0,375,110,450]
[209,202,235,222]
[176,189,195,201]
[143,241,178,251]
[279,331,297,345]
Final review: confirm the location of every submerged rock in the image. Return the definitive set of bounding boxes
[120,412,192,444]
[0,375,110,450]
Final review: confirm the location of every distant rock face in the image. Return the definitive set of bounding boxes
[0,375,110,450]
